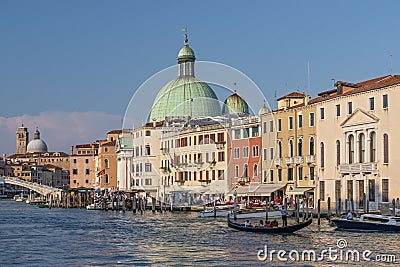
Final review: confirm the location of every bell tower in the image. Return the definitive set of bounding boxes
[16,125,29,154]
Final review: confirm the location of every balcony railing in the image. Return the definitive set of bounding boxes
[294,156,303,165]
[306,155,315,164]
[338,163,378,174]
[274,158,282,166]
[285,157,294,165]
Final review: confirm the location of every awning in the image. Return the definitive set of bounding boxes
[0,177,4,184]
[286,187,314,195]
[227,184,286,197]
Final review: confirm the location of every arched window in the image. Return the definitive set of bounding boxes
[278,141,282,158]
[145,145,151,156]
[384,133,389,163]
[105,159,109,168]
[309,137,315,155]
[298,139,303,157]
[320,142,325,168]
[253,164,258,177]
[348,135,355,164]
[105,174,109,184]
[243,164,248,178]
[336,140,340,166]
[289,139,294,157]
[359,133,365,163]
[369,132,376,162]
[235,165,239,178]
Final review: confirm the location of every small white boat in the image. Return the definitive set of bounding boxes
[198,209,232,218]
[86,203,103,210]
[331,213,400,232]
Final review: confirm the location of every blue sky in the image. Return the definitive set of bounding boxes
[0,1,399,154]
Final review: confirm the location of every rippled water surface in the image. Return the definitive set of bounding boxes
[1,200,399,266]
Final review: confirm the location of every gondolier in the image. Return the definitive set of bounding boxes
[281,206,288,226]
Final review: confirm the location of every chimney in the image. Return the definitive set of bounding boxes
[304,95,309,106]
[70,146,74,155]
[2,154,6,164]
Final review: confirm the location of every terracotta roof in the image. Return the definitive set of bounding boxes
[8,152,69,158]
[277,92,306,101]
[310,75,400,104]
[107,129,123,134]
[102,140,117,146]
[76,143,99,149]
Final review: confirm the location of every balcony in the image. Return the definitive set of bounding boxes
[306,155,315,164]
[338,163,378,174]
[294,156,303,165]
[285,157,294,165]
[215,141,226,150]
[274,158,282,166]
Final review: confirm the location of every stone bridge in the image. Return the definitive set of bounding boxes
[1,176,62,198]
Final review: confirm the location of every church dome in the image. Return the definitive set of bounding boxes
[27,129,48,153]
[258,102,270,115]
[222,91,249,115]
[149,33,221,122]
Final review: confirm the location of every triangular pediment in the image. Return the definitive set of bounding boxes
[340,108,379,128]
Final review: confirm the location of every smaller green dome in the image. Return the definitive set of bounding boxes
[258,103,270,115]
[222,91,249,115]
[178,45,196,61]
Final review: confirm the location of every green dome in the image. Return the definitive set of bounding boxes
[150,76,222,122]
[222,91,249,115]
[258,103,270,115]
[178,45,195,61]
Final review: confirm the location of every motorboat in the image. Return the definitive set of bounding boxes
[198,209,232,218]
[227,216,312,233]
[86,203,103,210]
[331,213,400,232]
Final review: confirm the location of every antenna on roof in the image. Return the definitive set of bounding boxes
[390,54,393,76]
[331,78,336,86]
[307,61,311,96]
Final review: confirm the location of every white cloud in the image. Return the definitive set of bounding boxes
[0,111,123,156]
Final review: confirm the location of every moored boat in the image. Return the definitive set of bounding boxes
[227,216,312,233]
[198,209,231,218]
[331,214,400,232]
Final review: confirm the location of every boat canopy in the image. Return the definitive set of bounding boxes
[227,184,285,197]
[286,187,314,195]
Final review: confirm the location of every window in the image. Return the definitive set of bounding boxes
[269,120,274,132]
[278,118,282,132]
[105,147,108,153]
[85,179,89,184]
[298,114,303,128]
[278,141,282,158]
[146,130,151,136]
[218,170,224,180]
[382,179,389,202]
[348,135,355,164]
[298,139,303,157]
[278,169,282,181]
[105,174,109,184]
[234,130,241,139]
[336,140,340,166]
[336,104,341,117]
[270,170,274,182]
[369,97,375,110]
[289,139,294,157]
[309,113,315,126]
[347,180,353,201]
[253,164,258,177]
[263,122,267,134]
[383,134,389,163]
[243,164,248,178]
[383,94,388,109]
[233,148,240,159]
[263,148,267,161]
[73,169,78,175]
[145,145,151,156]
[217,132,224,142]
[288,117,293,130]
[85,159,89,164]
[288,168,293,181]
[320,108,325,120]
[347,102,353,114]
[369,180,375,202]
[298,167,303,180]
[73,159,77,164]
[85,169,90,175]
[320,181,325,201]
[320,142,325,168]
[243,147,249,158]
[335,180,341,202]
[243,128,250,138]
[105,159,109,168]
[270,147,274,160]
[359,133,365,163]
[235,166,239,178]
[145,179,152,185]
[218,152,225,162]
[369,132,376,162]
[310,166,315,180]
[252,146,259,157]
[309,137,314,155]
[145,163,152,172]
[252,127,259,137]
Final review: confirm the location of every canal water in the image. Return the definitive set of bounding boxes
[0,200,399,266]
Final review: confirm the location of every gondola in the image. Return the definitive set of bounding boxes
[227,216,312,233]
